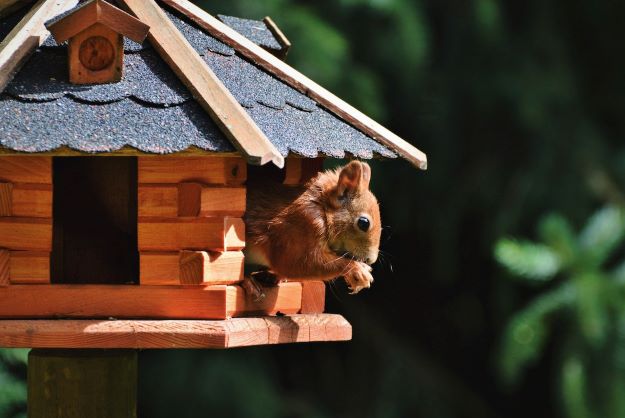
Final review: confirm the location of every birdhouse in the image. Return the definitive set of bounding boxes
[0,0,427,350]
[45,0,149,84]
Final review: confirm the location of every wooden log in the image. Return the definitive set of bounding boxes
[299,281,325,314]
[140,184,246,217]
[200,186,246,217]
[138,184,178,217]
[138,156,246,185]
[28,349,137,418]
[0,0,78,92]
[0,314,352,348]
[12,183,52,217]
[138,217,245,251]
[0,182,10,216]
[177,182,201,216]
[0,284,230,319]
[120,0,284,168]
[0,217,52,250]
[9,250,49,284]
[226,282,302,317]
[139,251,178,284]
[161,0,428,170]
[179,250,243,285]
[0,249,8,286]
[141,251,244,285]
[0,156,51,183]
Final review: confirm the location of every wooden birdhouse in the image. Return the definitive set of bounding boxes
[46,0,149,84]
[0,0,427,349]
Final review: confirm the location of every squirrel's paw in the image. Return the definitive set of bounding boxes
[344,262,374,294]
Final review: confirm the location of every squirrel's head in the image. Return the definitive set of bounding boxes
[317,160,382,265]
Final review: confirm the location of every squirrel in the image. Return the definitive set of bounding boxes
[244,160,381,294]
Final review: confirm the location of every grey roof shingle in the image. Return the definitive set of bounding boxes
[217,15,282,52]
[0,3,396,159]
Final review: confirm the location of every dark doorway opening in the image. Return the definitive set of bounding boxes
[51,157,139,284]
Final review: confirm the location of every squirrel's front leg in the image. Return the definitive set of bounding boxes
[342,261,374,294]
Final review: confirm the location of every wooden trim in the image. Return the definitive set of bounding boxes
[262,16,290,59]
[0,0,78,92]
[161,0,427,170]
[0,314,352,348]
[119,0,284,168]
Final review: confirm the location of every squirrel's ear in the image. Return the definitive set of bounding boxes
[338,161,371,196]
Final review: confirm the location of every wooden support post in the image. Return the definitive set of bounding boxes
[28,349,137,418]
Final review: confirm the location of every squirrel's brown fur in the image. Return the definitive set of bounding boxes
[245,161,381,293]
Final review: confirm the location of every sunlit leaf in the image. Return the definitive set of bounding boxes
[495,238,561,281]
[579,206,625,266]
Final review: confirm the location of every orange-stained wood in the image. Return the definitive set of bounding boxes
[179,250,243,285]
[12,184,52,218]
[299,281,325,314]
[0,285,229,319]
[0,156,51,183]
[9,251,49,284]
[68,23,122,84]
[177,182,201,216]
[200,186,246,217]
[138,184,178,217]
[0,314,352,348]
[138,156,246,185]
[0,183,11,216]
[0,249,8,286]
[226,282,302,317]
[283,157,324,185]
[139,251,179,284]
[0,217,52,251]
[140,184,246,217]
[138,217,245,251]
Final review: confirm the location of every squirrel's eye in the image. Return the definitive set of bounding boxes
[357,216,371,232]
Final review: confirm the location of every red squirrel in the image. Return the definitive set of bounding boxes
[245,160,381,294]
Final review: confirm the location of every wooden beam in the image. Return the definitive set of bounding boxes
[299,281,326,314]
[119,0,284,168]
[0,249,8,286]
[138,217,245,251]
[0,0,78,92]
[226,282,302,317]
[9,250,49,284]
[262,16,290,59]
[179,250,243,285]
[0,217,52,251]
[138,156,246,185]
[177,183,246,217]
[0,314,352,348]
[161,0,427,170]
[0,182,11,216]
[0,156,51,183]
[12,183,52,217]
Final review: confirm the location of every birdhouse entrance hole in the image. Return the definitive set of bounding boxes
[51,157,139,284]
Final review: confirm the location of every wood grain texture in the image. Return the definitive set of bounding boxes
[139,251,179,284]
[138,184,178,217]
[0,217,52,250]
[0,0,78,92]
[161,0,427,170]
[0,284,230,319]
[262,16,290,59]
[0,314,352,348]
[0,156,51,183]
[138,217,245,251]
[120,0,284,168]
[139,184,246,217]
[68,24,122,84]
[179,250,243,285]
[9,250,49,284]
[200,186,246,217]
[141,251,243,285]
[11,183,52,217]
[0,249,8,286]
[138,156,246,185]
[299,281,326,314]
[177,182,201,216]
[226,282,302,317]
[0,182,11,216]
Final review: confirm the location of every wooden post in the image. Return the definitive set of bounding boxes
[28,349,137,418]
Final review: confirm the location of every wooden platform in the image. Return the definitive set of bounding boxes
[0,314,351,349]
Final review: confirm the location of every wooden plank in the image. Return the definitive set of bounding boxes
[138,156,246,185]
[179,250,243,285]
[0,249,8,286]
[141,251,243,285]
[0,156,51,183]
[9,250,49,284]
[226,282,302,317]
[119,0,284,168]
[0,314,352,348]
[0,217,52,250]
[200,186,246,217]
[0,0,78,92]
[177,182,201,216]
[28,349,137,418]
[12,183,52,217]
[138,184,178,217]
[161,0,427,170]
[299,281,326,314]
[282,157,324,185]
[0,182,11,216]
[0,284,229,319]
[140,251,179,284]
[262,16,290,59]
[138,217,245,251]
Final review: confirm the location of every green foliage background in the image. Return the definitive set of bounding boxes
[3,0,625,417]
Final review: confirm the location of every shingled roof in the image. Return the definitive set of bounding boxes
[0,0,426,167]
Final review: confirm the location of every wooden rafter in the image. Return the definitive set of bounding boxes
[161,0,428,170]
[118,0,285,168]
[0,0,78,92]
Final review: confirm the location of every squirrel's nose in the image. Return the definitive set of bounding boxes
[367,251,378,264]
